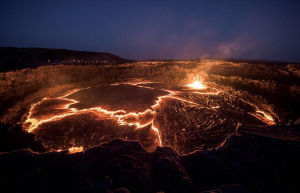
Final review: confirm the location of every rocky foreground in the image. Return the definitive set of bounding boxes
[1,127,300,193]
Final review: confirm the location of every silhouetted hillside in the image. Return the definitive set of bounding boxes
[0,47,133,72]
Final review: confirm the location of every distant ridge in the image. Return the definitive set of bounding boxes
[0,47,133,72]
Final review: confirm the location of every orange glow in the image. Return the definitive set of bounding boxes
[23,81,278,152]
[23,83,206,149]
[251,110,275,125]
[218,90,277,125]
[256,110,274,122]
[193,90,221,95]
[68,146,84,154]
[187,81,206,89]
[187,74,207,89]
[151,122,162,146]
[238,97,276,125]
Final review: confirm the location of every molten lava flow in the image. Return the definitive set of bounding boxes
[192,85,277,125]
[256,110,274,122]
[24,88,86,133]
[23,82,206,151]
[151,122,162,146]
[187,74,207,89]
[68,146,83,154]
[251,110,276,125]
[226,92,277,125]
[193,90,221,95]
[23,81,279,153]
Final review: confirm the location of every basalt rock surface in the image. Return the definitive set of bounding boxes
[1,129,299,193]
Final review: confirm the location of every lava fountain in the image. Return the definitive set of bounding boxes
[187,74,207,89]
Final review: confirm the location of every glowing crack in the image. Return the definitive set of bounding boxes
[23,79,277,153]
[23,83,200,148]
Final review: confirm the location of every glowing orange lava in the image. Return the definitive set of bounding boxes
[24,81,213,150]
[68,146,84,154]
[24,84,194,148]
[233,94,277,125]
[192,85,277,125]
[250,110,275,125]
[23,81,278,152]
[187,74,207,90]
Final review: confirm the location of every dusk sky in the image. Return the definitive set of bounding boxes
[1,0,300,61]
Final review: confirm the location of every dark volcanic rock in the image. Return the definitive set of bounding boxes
[0,123,46,152]
[200,184,250,193]
[238,124,300,141]
[220,184,250,193]
[0,134,300,193]
[0,47,132,72]
[112,187,131,193]
[153,147,192,193]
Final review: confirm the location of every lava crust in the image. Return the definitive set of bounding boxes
[23,81,276,154]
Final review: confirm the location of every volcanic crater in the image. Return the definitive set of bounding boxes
[1,49,300,193]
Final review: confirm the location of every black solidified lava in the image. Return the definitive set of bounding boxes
[1,127,300,193]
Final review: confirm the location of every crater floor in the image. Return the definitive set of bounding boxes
[23,80,276,154]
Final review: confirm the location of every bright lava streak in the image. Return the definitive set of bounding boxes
[23,81,277,152]
[23,84,196,148]
[256,110,274,122]
[68,146,84,154]
[250,110,276,125]
[187,80,207,90]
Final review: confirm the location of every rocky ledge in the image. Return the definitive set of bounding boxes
[0,131,300,193]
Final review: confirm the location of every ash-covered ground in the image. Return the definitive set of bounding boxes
[1,49,300,193]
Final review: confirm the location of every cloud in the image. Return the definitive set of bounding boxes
[216,39,249,58]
